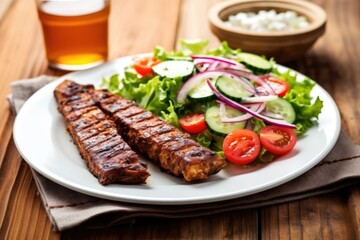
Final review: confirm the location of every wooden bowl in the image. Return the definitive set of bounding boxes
[208,0,327,62]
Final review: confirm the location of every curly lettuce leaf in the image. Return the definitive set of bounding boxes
[160,101,180,128]
[180,39,209,55]
[206,41,242,58]
[153,46,182,61]
[272,68,323,135]
[194,130,213,148]
[102,72,184,123]
[154,39,209,61]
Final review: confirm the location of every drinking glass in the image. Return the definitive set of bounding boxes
[36,0,110,71]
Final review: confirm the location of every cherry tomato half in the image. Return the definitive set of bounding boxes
[223,129,261,165]
[133,57,160,77]
[259,126,297,155]
[260,76,290,97]
[179,112,207,134]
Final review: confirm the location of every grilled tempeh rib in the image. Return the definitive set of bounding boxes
[54,80,150,185]
[93,89,227,182]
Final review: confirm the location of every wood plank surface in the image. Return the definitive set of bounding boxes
[0,0,13,23]
[0,0,359,239]
[261,192,357,240]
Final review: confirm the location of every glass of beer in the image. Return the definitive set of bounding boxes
[36,0,110,71]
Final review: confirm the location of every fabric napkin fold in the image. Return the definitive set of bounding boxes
[8,76,360,231]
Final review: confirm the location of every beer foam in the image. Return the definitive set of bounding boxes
[41,0,106,16]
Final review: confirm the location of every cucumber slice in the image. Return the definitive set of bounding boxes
[266,98,296,123]
[215,75,253,101]
[152,60,194,79]
[205,105,246,136]
[166,56,193,61]
[239,52,272,74]
[187,77,216,102]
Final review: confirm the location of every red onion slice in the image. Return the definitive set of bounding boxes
[208,61,220,71]
[192,55,240,66]
[223,68,276,95]
[219,101,266,123]
[207,79,296,129]
[193,59,213,72]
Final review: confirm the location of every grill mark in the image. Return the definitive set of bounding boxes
[65,106,98,122]
[92,89,113,101]
[142,125,182,139]
[134,122,176,140]
[76,120,115,141]
[122,111,154,125]
[88,135,128,156]
[128,117,163,131]
[93,144,134,163]
[133,125,175,141]
[61,92,93,105]
[62,99,97,113]
[94,93,136,114]
[70,109,107,132]
[83,128,118,150]
[105,150,143,167]
[54,81,94,100]
[137,130,188,161]
[114,105,145,119]
[158,139,199,172]
[162,138,199,152]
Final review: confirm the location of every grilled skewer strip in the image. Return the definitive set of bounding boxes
[93,90,226,182]
[54,80,150,185]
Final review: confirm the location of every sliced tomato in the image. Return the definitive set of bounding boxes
[259,126,297,155]
[223,129,261,165]
[133,56,160,77]
[260,76,290,97]
[179,112,207,134]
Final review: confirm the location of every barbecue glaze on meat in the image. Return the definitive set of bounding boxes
[54,80,150,185]
[93,90,227,182]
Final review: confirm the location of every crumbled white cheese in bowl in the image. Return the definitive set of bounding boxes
[225,10,310,32]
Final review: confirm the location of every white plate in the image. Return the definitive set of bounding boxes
[13,56,341,205]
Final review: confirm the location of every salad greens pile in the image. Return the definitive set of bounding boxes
[101,39,323,161]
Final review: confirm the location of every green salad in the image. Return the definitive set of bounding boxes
[101,39,323,165]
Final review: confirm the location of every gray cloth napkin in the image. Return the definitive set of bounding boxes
[8,76,360,231]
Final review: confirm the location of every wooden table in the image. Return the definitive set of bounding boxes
[1,0,359,239]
